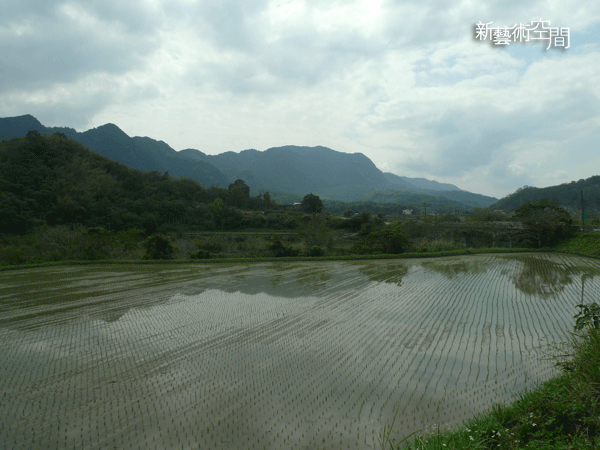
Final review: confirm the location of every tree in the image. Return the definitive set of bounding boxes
[212,198,223,230]
[228,179,250,208]
[351,224,409,255]
[297,215,332,248]
[268,234,300,257]
[301,193,323,214]
[514,198,573,247]
[144,233,176,259]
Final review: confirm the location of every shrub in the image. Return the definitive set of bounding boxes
[429,240,459,252]
[190,249,216,259]
[196,237,223,253]
[26,256,44,265]
[81,246,108,260]
[144,233,176,260]
[82,227,113,260]
[269,234,300,257]
[114,228,144,252]
[352,225,409,255]
[574,302,600,331]
[0,246,27,265]
[305,246,325,257]
[33,225,88,260]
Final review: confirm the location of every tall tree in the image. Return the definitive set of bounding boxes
[515,198,573,247]
[228,179,250,208]
[301,193,323,214]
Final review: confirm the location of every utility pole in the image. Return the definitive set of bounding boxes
[424,202,427,221]
[582,190,585,232]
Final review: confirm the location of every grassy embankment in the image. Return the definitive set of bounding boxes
[552,232,600,259]
[379,232,600,450]
[0,220,538,270]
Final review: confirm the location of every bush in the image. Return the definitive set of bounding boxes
[305,246,325,257]
[190,249,216,259]
[574,302,600,331]
[81,246,109,260]
[144,233,176,260]
[351,224,409,255]
[269,234,300,257]
[196,237,223,253]
[358,222,374,237]
[26,256,44,265]
[114,228,144,252]
[0,246,27,265]
[417,240,459,253]
[33,225,88,260]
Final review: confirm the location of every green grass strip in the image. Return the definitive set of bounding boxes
[0,248,539,271]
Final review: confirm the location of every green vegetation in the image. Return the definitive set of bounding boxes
[0,133,273,236]
[552,232,600,259]
[381,304,600,450]
[491,176,600,214]
[143,233,176,260]
[514,198,574,247]
[300,193,324,213]
[324,194,469,217]
[351,224,409,254]
[0,132,594,269]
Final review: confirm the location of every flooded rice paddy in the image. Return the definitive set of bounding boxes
[1,253,600,449]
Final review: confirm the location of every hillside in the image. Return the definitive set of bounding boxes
[1,114,497,208]
[179,145,389,199]
[0,115,230,188]
[492,176,600,213]
[0,133,269,235]
[382,172,461,192]
[180,146,498,206]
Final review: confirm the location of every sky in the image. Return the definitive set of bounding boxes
[1,1,599,199]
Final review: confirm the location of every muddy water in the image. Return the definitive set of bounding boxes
[1,253,599,449]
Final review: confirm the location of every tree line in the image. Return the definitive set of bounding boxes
[0,132,278,235]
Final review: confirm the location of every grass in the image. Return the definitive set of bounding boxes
[381,326,600,450]
[0,247,539,271]
[552,232,600,259]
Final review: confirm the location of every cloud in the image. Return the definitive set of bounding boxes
[1,0,599,198]
[0,1,159,92]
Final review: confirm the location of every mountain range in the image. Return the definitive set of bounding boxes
[0,114,497,207]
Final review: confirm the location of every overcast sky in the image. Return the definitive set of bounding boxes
[1,1,599,199]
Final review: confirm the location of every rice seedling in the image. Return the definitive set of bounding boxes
[0,254,597,449]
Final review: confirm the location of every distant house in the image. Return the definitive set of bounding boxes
[403,209,413,215]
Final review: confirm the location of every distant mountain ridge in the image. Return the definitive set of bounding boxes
[0,115,230,187]
[0,114,497,207]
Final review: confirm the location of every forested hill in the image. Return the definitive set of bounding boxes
[180,146,389,198]
[0,115,230,188]
[491,176,600,213]
[0,114,497,206]
[179,146,498,205]
[0,133,271,235]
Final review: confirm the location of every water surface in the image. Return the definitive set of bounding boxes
[1,253,598,449]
